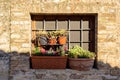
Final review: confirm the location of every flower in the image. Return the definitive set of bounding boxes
[33,45,69,56]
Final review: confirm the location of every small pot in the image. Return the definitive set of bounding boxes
[48,38,57,45]
[58,36,67,45]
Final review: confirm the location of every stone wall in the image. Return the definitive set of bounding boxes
[0,51,10,80]
[0,0,120,80]
[10,0,31,53]
[9,0,120,69]
[0,0,10,52]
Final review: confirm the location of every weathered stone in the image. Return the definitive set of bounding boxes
[0,51,10,80]
[21,43,30,48]
[110,68,120,76]
[11,33,21,39]
[102,75,118,80]
[0,0,120,80]
[70,73,84,79]
[35,74,46,79]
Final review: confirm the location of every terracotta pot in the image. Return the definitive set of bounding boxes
[31,56,67,69]
[48,38,56,45]
[58,36,67,45]
[68,58,94,71]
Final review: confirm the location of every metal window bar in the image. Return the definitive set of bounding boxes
[68,19,70,49]
[80,19,82,47]
[81,19,91,50]
[43,19,45,30]
[56,19,58,30]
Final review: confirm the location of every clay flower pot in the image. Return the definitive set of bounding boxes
[48,38,57,45]
[68,45,96,71]
[58,36,67,45]
[68,58,94,71]
[31,56,67,69]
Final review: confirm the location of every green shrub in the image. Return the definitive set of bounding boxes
[68,45,95,59]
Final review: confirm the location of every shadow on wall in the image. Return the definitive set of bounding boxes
[0,50,10,80]
[0,50,120,79]
[0,50,30,70]
[97,61,120,76]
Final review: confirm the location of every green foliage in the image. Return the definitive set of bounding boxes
[68,45,95,58]
[59,46,65,56]
[56,29,68,36]
[36,30,48,37]
[36,30,68,39]
[48,31,58,39]
[32,47,61,56]
[33,47,41,56]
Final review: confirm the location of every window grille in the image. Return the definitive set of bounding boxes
[31,14,96,52]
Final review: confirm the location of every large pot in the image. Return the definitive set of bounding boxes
[31,56,67,69]
[68,58,94,71]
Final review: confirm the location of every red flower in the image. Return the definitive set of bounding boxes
[64,46,67,51]
[40,48,46,54]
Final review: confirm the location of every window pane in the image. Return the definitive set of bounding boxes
[58,20,67,29]
[70,31,80,42]
[36,21,43,30]
[82,43,89,50]
[83,31,89,42]
[70,21,80,30]
[70,43,80,48]
[45,21,55,30]
[82,20,89,29]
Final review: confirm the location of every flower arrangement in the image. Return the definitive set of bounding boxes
[32,46,68,56]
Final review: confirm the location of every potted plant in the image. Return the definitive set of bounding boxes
[31,46,68,69]
[68,45,96,71]
[57,30,68,45]
[47,31,57,45]
[36,30,48,45]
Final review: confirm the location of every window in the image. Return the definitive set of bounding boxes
[31,14,96,52]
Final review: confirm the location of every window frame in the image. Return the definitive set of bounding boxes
[31,14,97,53]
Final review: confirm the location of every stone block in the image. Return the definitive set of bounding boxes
[110,68,120,76]
[11,33,21,39]
[21,43,30,48]
[0,52,9,80]
[102,75,118,80]
[70,74,84,79]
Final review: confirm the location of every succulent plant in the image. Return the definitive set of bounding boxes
[68,45,95,59]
